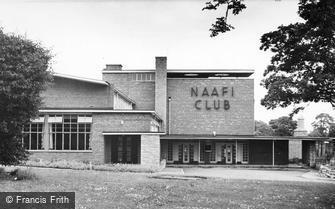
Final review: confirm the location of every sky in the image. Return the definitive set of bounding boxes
[0,0,333,131]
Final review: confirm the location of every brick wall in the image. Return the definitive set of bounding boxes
[102,73,155,110]
[41,77,112,108]
[29,151,93,162]
[91,113,160,163]
[141,134,160,166]
[167,78,254,135]
[289,139,302,161]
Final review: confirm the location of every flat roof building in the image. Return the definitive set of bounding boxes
[24,57,329,167]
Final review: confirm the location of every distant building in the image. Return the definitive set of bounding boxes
[23,57,330,166]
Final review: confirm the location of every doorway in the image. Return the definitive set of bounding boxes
[178,143,194,163]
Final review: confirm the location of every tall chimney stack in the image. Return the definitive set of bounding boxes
[155,57,167,132]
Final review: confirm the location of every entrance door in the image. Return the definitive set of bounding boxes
[178,143,194,163]
[226,144,233,164]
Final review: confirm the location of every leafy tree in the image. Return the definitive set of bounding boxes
[0,28,52,165]
[254,120,273,136]
[204,0,335,112]
[202,0,246,37]
[311,113,334,137]
[269,116,297,136]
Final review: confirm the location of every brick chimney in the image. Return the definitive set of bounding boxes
[155,57,167,132]
[105,64,122,71]
[294,116,308,137]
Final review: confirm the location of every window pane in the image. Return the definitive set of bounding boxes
[71,124,77,132]
[56,133,62,150]
[31,124,37,132]
[86,134,90,150]
[86,124,91,132]
[31,133,37,150]
[56,124,62,132]
[146,74,150,80]
[70,115,77,123]
[64,115,71,123]
[79,133,85,150]
[64,134,70,150]
[64,124,70,132]
[38,124,43,132]
[71,133,77,150]
[38,133,43,149]
[79,124,85,132]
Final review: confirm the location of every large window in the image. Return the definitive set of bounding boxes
[22,123,43,150]
[49,114,92,150]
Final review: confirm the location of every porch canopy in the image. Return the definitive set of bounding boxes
[160,134,331,141]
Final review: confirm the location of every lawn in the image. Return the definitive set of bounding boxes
[0,167,334,209]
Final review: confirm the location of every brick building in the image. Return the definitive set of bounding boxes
[23,57,330,167]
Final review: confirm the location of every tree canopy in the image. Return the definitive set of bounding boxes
[269,116,297,136]
[203,0,335,112]
[0,28,52,165]
[310,113,334,137]
[254,120,274,136]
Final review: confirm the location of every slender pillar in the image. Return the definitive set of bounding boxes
[198,139,201,163]
[272,140,275,166]
[235,139,237,164]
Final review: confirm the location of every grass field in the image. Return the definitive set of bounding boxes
[0,167,334,209]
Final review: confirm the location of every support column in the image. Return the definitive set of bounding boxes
[272,140,275,166]
[42,115,49,150]
[235,139,237,164]
[141,134,160,167]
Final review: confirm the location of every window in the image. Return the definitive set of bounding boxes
[167,142,173,161]
[133,73,155,81]
[22,123,43,150]
[49,114,91,150]
[242,143,249,163]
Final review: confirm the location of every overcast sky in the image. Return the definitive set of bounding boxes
[0,0,333,131]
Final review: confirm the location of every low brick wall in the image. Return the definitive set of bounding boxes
[28,151,93,163]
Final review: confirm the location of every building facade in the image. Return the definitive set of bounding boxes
[24,57,329,167]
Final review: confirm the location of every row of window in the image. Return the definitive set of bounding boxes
[132,73,155,81]
[22,115,92,151]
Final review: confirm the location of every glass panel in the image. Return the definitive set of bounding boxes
[64,134,70,150]
[71,133,77,150]
[86,134,90,150]
[79,124,85,132]
[56,133,62,150]
[56,124,62,132]
[167,142,173,161]
[70,115,77,123]
[37,124,43,132]
[79,133,85,150]
[38,133,42,149]
[63,115,71,123]
[31,124,37,132]
[86,124,91,132]
[31,133,37,150]
[71,124,77,132]
[64,124,70,132]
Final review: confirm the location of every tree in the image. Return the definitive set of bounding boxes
[254,120,273,136]
[269,116,297,136]
[311,113,334,137]
[204,0,335,112]
[203,0,246,37]
[0,28,52,165]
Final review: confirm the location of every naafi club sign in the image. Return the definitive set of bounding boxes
[190,86,234,110]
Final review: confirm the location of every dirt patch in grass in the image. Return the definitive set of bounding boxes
[0,167,334,209]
